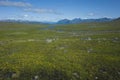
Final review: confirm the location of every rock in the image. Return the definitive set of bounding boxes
[59,47,65,50]
[95,76,98,80]
[32,75,39,80]
[72,72,80,78]
[5,72,19,79]
[0,41,4,45]
[98,40,101,43]
[118,71,120,75]
[87,37,92,41]
[99,68,107,73]
[46,39,53,43]
[87,48,93,53]
[114,37,119,40]
[11,72,19,78]
[103,38,106,40]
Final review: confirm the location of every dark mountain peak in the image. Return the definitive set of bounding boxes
[71,18,82,23]
[114,17,120,21]
[57,17,112,24]
[57,19,71,24]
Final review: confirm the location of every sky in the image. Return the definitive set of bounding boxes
[0,0,120,22]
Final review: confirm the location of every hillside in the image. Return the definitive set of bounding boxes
[0,21,120,80]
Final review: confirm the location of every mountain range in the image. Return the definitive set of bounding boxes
[57,18,113,24]
[0,17,119,24]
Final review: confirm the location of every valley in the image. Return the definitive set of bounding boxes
[0,20,120,80]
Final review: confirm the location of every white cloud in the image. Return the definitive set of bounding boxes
[103,16,112,18]
[24,8,61,15]
[0,1,32,7]
[83,17,88,19]
[0,1,61,15]
[23,14,28,17]
[88,13,94,16]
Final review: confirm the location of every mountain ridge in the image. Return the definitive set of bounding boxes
[0,17,119,24]
[57,18,113,24]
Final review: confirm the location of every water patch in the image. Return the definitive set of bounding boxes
[41,26,56,30]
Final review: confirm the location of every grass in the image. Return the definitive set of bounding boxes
[0,21,120,80]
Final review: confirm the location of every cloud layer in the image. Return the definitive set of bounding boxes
[24,8,61,14]
[0,1,60,15]
[0,1,32,7]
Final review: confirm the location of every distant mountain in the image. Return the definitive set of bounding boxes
[113,17,120,21]
[0,19,50,24]
[0,17,115,24]
[82,18,112,23]
[57,18,112,24]
[57,19,71,24]
[71,18,82,24]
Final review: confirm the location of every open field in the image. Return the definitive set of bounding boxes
[0,21,120,80]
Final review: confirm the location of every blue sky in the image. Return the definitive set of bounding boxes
[0,0,120,22]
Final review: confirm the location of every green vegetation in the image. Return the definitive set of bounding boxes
[0,21,120,80]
